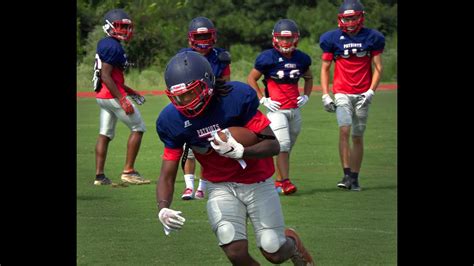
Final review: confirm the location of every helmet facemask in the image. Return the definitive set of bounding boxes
[188,28,216,54]
[104,19,134,41]
[166,79,214,118]
[272,31,299,54]
[338,10,364,34]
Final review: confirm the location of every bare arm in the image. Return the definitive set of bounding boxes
[100,62,123,99]
[156,159,180,210]
[243,126,280,158]
[247,68,265,99]
[369,54,383,92]
[320,60,332,95]
[302,68,313,97]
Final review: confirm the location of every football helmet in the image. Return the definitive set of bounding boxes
[188,17,217,54]
[164,51,215,118]
[338,0,365,34]
[102,9,133,41]
[272,19,300,54]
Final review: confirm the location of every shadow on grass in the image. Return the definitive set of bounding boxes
[285,184,397,196]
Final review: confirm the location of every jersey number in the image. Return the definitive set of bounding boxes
[276,69,300,79]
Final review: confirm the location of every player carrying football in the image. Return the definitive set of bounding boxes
[155,51,314,266]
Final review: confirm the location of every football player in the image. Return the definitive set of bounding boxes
[247,19,313,195]
[177,17,232,200]
[156,51,314,266]
[92,9,150,185]
[319,0,385,191]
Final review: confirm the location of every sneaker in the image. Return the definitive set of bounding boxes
[121,171,151,185]
[94,175,112,186]
[350,178,361,191]
[285,228,315,266]
[337,174,351,189]
[195,190,205,200]
[181,188,194,200]
[278,179,297,195]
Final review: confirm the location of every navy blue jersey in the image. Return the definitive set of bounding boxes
[157,81,258,150]
[319,27,385,94]
[96,37,129,69]
[254,49,311,84]
[319,28,385,60]
[178,47,230,78]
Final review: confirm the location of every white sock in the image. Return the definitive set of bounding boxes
[184,174,195,190]
[197,179,206,192]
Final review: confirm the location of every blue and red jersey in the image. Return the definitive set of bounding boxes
[156,81,274,184]
[254,49,311,109]
[178,47,231,78]
[95,37,129,99]
[319,27,385,94]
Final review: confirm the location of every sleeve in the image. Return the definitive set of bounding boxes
[301,52,312,73]
[254,53,272,74]
[244,110,271,133]
[319,32,334,61]
[162,147,183,161]
[156,115,185,149]
[221,64,231,76]
[370,30,386,55]
[97,40,123,66]
[238,86,260,126]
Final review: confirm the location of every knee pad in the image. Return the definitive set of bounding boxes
[216,221,235,245]
[260,230,280,253]
[279,140,291,152]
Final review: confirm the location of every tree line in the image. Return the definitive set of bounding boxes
[77,0,397,75]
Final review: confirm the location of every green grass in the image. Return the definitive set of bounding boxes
[77,90,397,265]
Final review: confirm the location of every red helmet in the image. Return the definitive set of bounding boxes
[102,9,133,41]
[272,19,300,54]
[188,17,217,54]
[338,0,365,34]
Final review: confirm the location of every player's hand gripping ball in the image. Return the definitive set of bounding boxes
[210,127,259,159]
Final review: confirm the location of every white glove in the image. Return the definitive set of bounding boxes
[158,208,186,236]
[260,97,281,112]
[210,129,244,159]
[297,95,309,108]
[357,89,375,110]
[322,94,336,112]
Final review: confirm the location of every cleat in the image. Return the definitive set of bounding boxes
[121,171,151,185]
[181,188,194,200]
[277,179,297,195]
[350,178,361,191]
[337,174,351,189]
[285,228,315,266]
[94,175,112,186]
[194,190,205,200]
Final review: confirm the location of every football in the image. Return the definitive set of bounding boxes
[214,127,259,147]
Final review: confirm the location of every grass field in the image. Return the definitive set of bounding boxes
[77,90,397,265]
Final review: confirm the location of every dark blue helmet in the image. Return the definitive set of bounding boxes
[164,51,215,118]
[338,0,365,34]
[188,17,217,54]
[102,9,133,41]
[272,19,299,54]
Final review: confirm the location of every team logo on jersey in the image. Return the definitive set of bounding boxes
[184,120,192,128]
[196,124,221,139]
[340,36,345,40]
[343,43,362,49]
[278,57,284,62]
[284,63,296,69]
